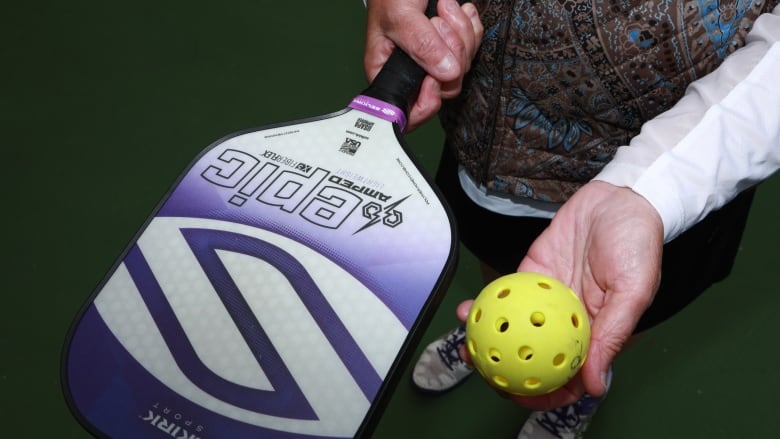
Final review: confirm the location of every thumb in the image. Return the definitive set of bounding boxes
[581,291,649,396]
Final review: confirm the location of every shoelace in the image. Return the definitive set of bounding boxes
[535,394,601,439]
[435,327,467,370]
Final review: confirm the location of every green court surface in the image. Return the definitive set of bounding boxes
[3,2,779,437]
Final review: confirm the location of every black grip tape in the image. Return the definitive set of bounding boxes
[361,0,467,121]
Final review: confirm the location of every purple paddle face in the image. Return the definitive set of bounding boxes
[63,108,456,439]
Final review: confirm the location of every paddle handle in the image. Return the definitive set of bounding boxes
[358,0,468,131]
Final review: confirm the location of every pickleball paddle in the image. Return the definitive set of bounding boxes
[62,1,459,438]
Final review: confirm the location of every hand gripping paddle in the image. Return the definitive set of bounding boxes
[61,1,459,438]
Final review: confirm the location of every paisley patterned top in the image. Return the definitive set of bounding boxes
[439,0,777,202]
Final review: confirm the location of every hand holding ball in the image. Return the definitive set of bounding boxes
[465,272,590,396]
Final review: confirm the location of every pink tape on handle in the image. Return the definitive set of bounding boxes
[349,95,408,133]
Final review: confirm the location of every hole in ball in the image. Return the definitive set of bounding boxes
[571,313,580,328]
[525,377,542,389]
[553,353,566,367]
[518,346,534,361]
[537,281,552,290]
[468,339,477,356]
[496,318,509,333]
[497,288,510,299]
[530,312,546,327]
[493,375,509,388]
[489,348,502,363]
[473,308,482,323]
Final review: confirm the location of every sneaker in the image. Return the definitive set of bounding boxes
[411,324,474,393]
[517,368,613,439]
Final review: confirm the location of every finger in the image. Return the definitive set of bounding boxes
[403,76,442,131]
[456,299,474,322]
[429,17,465,99]
[508,374,586,412]
[581,281,655,396]
[437,0,482,63]
[435,1,468,63]
[364,1,459,82]
[390,12,461,82]
[456,300,475,364]
[462,2,484,46]
[458,342,473,365]
[432,2,483,99]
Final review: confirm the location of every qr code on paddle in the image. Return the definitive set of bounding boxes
[355,118,374,131]
[340,138,362,155]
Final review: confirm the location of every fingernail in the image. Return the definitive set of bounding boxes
[602,366,614,391]
[464,3,478,18]
[436,54,457,75]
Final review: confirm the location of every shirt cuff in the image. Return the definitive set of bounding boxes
[594,8,780,242]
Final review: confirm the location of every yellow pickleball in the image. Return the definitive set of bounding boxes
[465,272,590,396]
